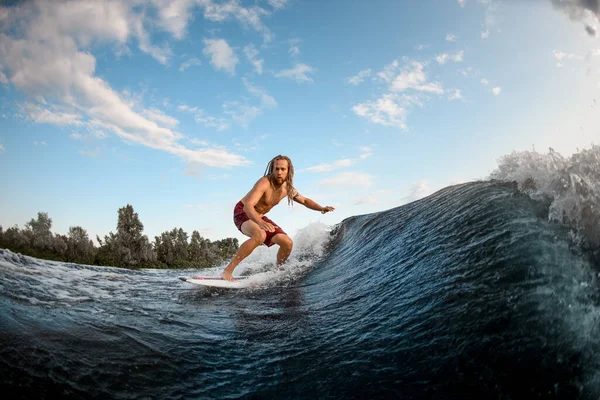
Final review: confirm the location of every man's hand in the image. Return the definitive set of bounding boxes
[257,220,276,232]
[321,206,335,214]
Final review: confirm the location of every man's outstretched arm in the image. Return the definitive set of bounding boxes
[293,191,335,214]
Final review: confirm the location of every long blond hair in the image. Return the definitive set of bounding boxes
[264,155,295,205]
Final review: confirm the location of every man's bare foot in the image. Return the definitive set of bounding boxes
[222,270,237,282]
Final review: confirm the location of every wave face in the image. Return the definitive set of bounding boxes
[2,180,600,399]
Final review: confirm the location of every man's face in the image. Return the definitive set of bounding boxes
[273,159,288,185]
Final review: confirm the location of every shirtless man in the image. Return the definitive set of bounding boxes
[222,155,335,281]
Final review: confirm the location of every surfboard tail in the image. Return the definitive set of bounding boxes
[191,275,249,280]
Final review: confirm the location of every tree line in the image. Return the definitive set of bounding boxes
[0,204,238,269]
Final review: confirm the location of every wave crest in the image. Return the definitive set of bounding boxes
[490,145,600,264]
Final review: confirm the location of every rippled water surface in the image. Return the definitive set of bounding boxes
[2,180,600,399]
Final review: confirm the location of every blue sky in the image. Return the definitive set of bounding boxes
[0,0,599,244]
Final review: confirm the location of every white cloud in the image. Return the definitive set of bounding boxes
[480,0,498,40]
[376,60,400,83]
[436,54,449,64]
[459,67,474,77]
[353,58,453,129]
[0,143,5,152]
[0,0,250,168]
[30,1,130,46]
[189,138,210,147]
[492,87,502,95]
[232,134,268,152]
[348,69,372,86]
[275,63,316,83]
[480,78,489,85]
[553,50,568,60]
[67,120,109,141]
[390,61,444,94]
[289,45,300,57]
[288,39,301,57]
[179,105,230,130]
[178,104,197,112]
[306,146,373,172]
[268,0,290,9]
[142,107,179,128]
[359,146,373,158]
[178,79,275,129]
[457,0,467,7]
[130,13,172,64]
[200,0,274,42]
[244,44,264,74]
[446,33,457,42]
[224,78,276,127]
[319,172,373,188]
[223,102,261,127]
[553,50,584,64]
[179,57,202,72]
[167,146,248,167]
[23,103,83,126]
[153,0,198,40]
[448,89,463,101]
[0,68,8,85]
[34,141,47,147]
[453,50,464,62]
[435,53,450,65]
[352,94,409,130]
[203,38,238,75]
[402,181,433,203]
[243,78,277,109]
[0,0,262,66]
[436,50,464,65]
[199,113,228,130]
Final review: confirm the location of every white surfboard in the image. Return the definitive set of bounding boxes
[179,275,249,289]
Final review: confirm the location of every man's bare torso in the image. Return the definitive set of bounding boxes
[241,177,288,216]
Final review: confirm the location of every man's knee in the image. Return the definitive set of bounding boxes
[280,236,293,251]
[251,231,266,245]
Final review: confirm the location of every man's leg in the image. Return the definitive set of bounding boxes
[270,233,293,266]
[222,220,266,281]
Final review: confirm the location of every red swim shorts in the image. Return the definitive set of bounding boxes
[233,201,286,247]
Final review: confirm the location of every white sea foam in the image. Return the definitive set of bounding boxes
[490,145,600,257]
[215,222,334,288]
[0,249,142,306]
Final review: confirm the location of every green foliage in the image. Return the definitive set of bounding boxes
[66,226,95,264]
[102,204,156,267]
[0,205,239,270]
[153,228,237,268]
[25,212,53,251]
